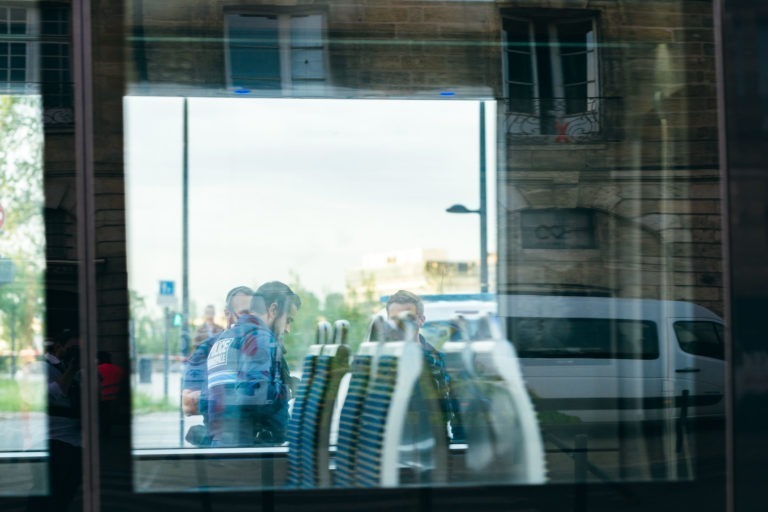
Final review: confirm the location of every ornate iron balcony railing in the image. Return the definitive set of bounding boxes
[503,96,621,144]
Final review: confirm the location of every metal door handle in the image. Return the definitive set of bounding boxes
[675,368,701,373]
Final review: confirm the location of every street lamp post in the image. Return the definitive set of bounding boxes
[446,102,489,293]
[446,203,488,293]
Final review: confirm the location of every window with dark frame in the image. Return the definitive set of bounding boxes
[502,13,599,138]
[225,12,326,92]
[1,2,72,128]
[0,5,37,93]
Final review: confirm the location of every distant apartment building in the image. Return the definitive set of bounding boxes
[345,248,497,301]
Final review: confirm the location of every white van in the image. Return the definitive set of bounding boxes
[499,295,725,424]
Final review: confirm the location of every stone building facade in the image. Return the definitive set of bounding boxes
[27,0,721,353]
[122,0,721,314]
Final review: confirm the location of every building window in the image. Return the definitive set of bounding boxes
[225,12,326,93]
[1,3,72,126]
[39,5,72,110]
[502,14,599,140]
[0,5,38,93]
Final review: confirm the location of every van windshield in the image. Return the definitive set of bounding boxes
[506,317,660,359]
[422,319,492,348]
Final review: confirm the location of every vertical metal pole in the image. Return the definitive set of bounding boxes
[164,307,169,400]
[72,0,100,508]
[479,102,489,293]
[9,306,16,377]
[574,434,588,512]
[181,98,190,358]
[180,98,190,445]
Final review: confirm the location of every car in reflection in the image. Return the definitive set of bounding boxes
[418,293,498,348]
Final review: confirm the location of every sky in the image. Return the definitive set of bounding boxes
[124,97,496,315]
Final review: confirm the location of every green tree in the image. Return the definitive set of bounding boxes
[282,273,380,368]
[283,273,322,368]
[0,95,45,358]
[129,290,165,355]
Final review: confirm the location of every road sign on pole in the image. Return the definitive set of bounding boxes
[157,280,177,308]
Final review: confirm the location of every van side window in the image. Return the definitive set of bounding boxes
[507,317,659,359]
[673,321,725,360]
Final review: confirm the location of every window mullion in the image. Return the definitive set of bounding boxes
[548,22,564,117]
[527,19,540,119]
[278,14,291,93]
[26,7,40,85]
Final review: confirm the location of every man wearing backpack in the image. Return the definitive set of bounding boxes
[206,281,301,447]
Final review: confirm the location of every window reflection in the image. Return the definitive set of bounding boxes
[126,99,502,488]
[125,0,724,494]
[0,94,47,496]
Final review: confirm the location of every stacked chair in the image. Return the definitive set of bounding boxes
[288,311,545,488]
[286,320,350,488]
[441,315,546,484]
[335,314,448,487]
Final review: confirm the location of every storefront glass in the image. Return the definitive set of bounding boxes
[122,0,726,493]
[0,93,48,497]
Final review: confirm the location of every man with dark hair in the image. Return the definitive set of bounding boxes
[181,286,253,446]
[206,281,301,446]
[386,290,466,441]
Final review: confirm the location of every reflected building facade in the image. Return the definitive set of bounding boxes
[126,0,722,314]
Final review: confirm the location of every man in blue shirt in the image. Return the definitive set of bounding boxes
[206,281,301,447]
[181,285,253,446]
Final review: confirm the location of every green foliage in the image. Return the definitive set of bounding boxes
[0,95,45,352]
[282,273,379,369]
[130,290,167,355]
[132,390,178,413]
[0,378,45,412]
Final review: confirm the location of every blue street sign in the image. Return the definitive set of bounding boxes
[159,280,175,296]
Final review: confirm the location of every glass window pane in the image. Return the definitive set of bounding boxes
[504,18,532,46]
[0,95,49,497]
[506,51,534,84]
[227,14,278,42]
[291,14,323,47]
[291,48,324,80]
[674,321,725,360]
[227,15,281,89]
[557,20,592,54]
[507,83,534,113]
[564,83,588,113]
[10,55,24,69]
[562,52,587,86]
[508,317,659,359]
[121,0,725,497]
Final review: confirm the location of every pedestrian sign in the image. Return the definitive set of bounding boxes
[157,280,177,307]
[159,280,175,296]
